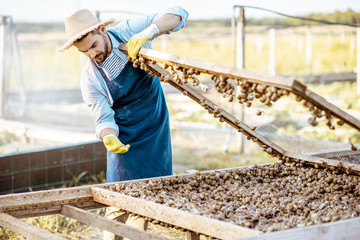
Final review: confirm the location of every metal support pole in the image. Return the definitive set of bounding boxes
[95,11,100,21]
[357,25,360,94]
[268,28,276,75]
[236,7,245,154]
[305,28,312,64]
[236,7,245,70]
[0,16,7,118]
[305,27,313,74]
[231,8,236,68]
[10,17,26,117]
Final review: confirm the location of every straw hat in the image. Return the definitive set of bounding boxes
[58,9,114,52]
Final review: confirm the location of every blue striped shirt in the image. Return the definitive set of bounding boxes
[98,52,127,79]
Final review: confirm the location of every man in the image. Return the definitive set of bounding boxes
[59,6,188,240]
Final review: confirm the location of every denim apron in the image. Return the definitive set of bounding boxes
[98,30,172,182]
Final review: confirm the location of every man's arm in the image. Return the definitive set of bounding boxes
[125,6,188,59]
[80,68,129,153]
[86,91,129,153]
[154,13,182,35]
[126,13,181,59]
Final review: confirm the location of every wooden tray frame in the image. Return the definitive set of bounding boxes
[1,166,360,240]
[117,44,360,175]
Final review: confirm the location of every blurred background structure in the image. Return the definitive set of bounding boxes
[1,1,360,239]
[0,0,360,194]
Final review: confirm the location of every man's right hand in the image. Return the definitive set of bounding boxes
[126,24,159,59]
[103,134,130,153]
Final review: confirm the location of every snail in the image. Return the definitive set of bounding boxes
[351,143,358,151]
[256,110,263,116]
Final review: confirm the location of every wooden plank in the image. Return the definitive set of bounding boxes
[185,232,200,240]
[0,183,111,218]
[0,185,92,210]
[61,205,170,240]
[236,216,360,240]
[300,72,356,84]
[286,152,339,164]
[2,167,262,218]
[285,151,360,175]
[294,88,360,131]
[311,148,360,158]
[0,167,263,218]
[91,187,261,240]
[118,44,296,89]
[0,212,66,240]
[6,201,105,219]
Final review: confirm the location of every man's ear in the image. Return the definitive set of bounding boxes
[99,25,106,33]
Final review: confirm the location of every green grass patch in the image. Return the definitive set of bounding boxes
[0,214,102,240]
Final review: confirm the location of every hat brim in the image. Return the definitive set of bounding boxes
[57,18,114,52]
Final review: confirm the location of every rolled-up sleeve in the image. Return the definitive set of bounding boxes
[80,68,119,139]
[114,6,188,43]
[163,6,189,32]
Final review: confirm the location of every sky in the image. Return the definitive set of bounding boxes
[0,0,359,22]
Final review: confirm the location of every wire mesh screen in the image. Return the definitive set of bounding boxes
[118,44,360,167]
[193,73,359,161]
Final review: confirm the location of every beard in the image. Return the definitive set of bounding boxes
[93,34,110,63]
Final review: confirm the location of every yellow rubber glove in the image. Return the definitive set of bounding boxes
[126,24,159,59]
[103,134,130,153]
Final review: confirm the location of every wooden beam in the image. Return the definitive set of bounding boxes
[91,187,261,240]
[0,186,92,210]
[0,168,264,218]
[185,231,200,240]
[0,212,66,240]
[61,205,170,240]
[0,184,110,218]
[118,44,297,89]
[4,201,106,219]
[237,216,360,240]
[311,148,360,159]
[299,88,360,131]
[285,151,360,175]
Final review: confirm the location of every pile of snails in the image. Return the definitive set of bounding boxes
[109,162,360,233]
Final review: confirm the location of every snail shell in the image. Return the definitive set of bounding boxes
[256,110,263,116]
[351,143,358,151]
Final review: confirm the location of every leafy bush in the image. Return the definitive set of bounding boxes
[0,130,16,146]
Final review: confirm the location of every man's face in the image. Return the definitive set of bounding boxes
[74,26,110,63]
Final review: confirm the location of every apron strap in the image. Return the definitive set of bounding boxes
[97,66,110,83]
[97,30,126,83]
[107,29,124,44]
